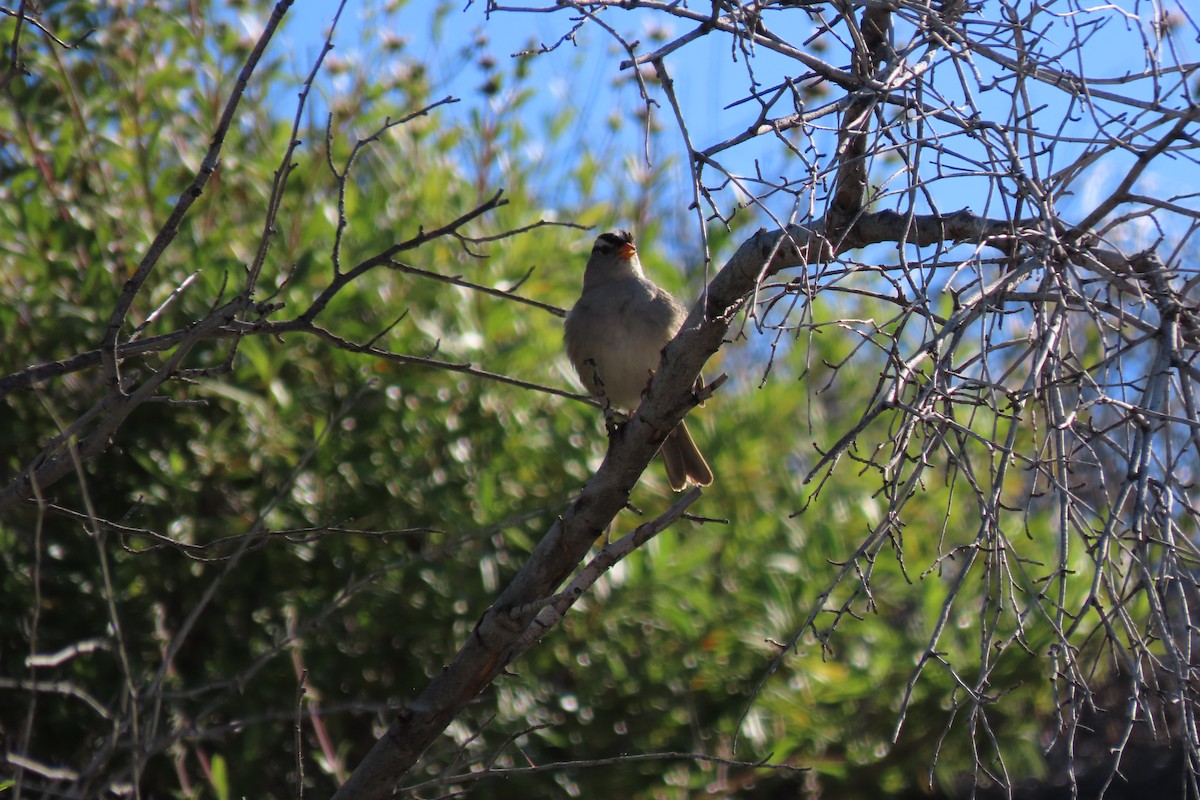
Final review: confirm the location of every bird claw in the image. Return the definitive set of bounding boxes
[603,403,625,436]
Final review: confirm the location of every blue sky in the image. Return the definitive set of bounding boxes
[275,1,749,140]
[247,0,1197,268]
[220,1,1200,404]
[255,1,808,240]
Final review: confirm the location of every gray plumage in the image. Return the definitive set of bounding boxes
[564,230,713,491]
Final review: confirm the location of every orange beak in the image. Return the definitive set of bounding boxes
[617,242,637,260]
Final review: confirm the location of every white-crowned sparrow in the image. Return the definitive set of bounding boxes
[563,230,713,491]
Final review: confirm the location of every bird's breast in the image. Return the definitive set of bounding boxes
[564,278,685,409]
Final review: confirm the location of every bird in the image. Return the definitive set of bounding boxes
[563,229,713,491]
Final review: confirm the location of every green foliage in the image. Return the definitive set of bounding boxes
[0,2,1085,799]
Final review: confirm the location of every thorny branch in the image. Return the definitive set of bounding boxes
[7,0,1200,797]
[0,4,579,794]
[487,0,1200,796]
